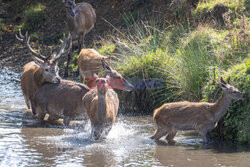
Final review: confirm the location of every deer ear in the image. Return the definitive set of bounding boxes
[33,58,43,67]
[106,74,110,80]
[220,77,227,85]
[220,83,228,90]
[93,73,98,79]
[101,58,112,72]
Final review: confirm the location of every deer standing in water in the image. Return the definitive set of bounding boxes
[78,49,109,86]
[16,31,71,112]
[151,77,247,144]
[82,59,134,140]
[62,0,96,77]
[32,79,90,125]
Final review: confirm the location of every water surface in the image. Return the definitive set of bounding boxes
[0,70,249,167]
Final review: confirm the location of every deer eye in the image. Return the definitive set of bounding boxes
[45,69,49,72]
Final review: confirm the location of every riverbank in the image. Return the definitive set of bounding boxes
[0,0,249,143]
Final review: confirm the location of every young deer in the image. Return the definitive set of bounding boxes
[62,0,96,77]
[151,77,247,144]
[82,59,134,140]
[78,49,108,86]
[16,31,71,111]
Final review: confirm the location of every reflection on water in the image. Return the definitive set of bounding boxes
[0,70,249,167]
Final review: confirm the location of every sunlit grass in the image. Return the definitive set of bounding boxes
[194,0,246,16]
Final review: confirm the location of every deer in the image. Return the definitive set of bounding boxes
[82,59,134,140]
[62,0,96,77]
[151,77,247,144]
[32,79,90,126]
[78,48,109,86]
[32,59,133,128]
[16,30,72,112]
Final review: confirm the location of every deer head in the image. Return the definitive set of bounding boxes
[101,59,134,91]
[16,30,72,83]
[220,77,247,100]
[93,74,109,94]
[62,0,76,17]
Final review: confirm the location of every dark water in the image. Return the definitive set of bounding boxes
[0,70,249,167]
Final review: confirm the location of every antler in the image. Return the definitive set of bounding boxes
[16,29,50,62]
[51,33,72,62]
[101,58,112,71]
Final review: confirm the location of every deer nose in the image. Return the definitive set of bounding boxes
[55,76,61,83]
[94,131,101,140]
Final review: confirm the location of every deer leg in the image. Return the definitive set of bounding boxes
[24,95,31,109]
[78,34,85,54]
[150,128,168,141]
[63,116,71,126]
[166,130,177,144]
[36,110,46,121]
[197,127,210,144]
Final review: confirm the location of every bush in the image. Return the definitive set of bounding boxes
[106,15,235,113]
[202,60,250,143]
[22,3,47,32]
[174,27,228,100]
[117,49,180,113]
[194,0,246,16]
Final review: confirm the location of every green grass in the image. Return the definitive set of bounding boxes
[97,42,116,56]
[194,0,246,16]
[203,59,250,143]
[21,3,47,32]
[173,27,229,99]
[96,9,249,114]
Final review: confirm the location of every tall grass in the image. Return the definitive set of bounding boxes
[97,9,248,113]
[194,0,246,16]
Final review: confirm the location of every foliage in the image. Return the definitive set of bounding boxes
[173,27,227,99]
[22,3,48,32]
[117,49,180,113]
[202,60,250,143]
[194,0,246,16]
[97,42,116,56]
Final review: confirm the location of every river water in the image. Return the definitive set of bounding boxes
[0,70,249,167]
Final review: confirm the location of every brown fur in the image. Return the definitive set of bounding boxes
[62,0,96,76]
[83,88,119,140]
[64,1,96,42]
[17,31,70,110]
[78,48,108,83]
[151,78,246,144]
[21,61,60,110]
[81,60,134,140]
[32,80,90,126]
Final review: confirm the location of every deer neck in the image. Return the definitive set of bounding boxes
[212,92,232,123]
[65,2,76,19]
[97,90,107,123]
[33,68,44,89]
[65,8,76,34]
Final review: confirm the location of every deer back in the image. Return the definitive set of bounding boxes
[153,101,215,129]
[78,49,108,76]
[34,80,89,119]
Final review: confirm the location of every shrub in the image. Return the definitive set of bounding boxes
[194,0,246,16]
[202,60,250,143]
[174,27,228,100]
[22,3,47,32]
[117,49,180,113]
